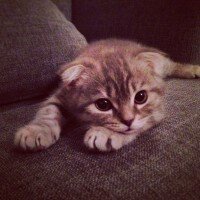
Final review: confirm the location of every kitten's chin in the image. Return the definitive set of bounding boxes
[107,127,137,135]
[104,125,129,134]
[121,129,138,135]
[101,124,140,135]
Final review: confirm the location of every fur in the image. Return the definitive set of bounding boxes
[14,39,200,152]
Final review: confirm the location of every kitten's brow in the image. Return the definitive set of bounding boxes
[86,74,108,95]
[150,87,164,95]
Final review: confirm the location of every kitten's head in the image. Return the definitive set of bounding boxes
[58,40,165,134]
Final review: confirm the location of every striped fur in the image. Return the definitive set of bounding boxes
[14,39,200,152]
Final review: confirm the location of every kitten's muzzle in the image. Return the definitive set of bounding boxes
[122,119,133,127]
[123,120,134,130]
[118,128,134,135]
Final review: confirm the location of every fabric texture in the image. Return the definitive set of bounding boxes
[72,0,200,64]
[0,0,86,105]
[52,0,71,20]
[0,80,200,200]
[0,0,200,199]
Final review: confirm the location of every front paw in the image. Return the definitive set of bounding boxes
[14,124,59,151]
[84,127,124,152]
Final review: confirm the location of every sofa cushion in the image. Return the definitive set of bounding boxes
[0,0,87,105]
[0,79,199,199]
[52,0,72,20]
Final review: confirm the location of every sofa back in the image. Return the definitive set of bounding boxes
[72,0,200,64]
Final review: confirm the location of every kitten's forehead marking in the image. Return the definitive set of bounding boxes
[101,66,133,102]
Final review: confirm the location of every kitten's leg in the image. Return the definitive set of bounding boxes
[14,96,62,151]
[84,126,137,152]
[167,62,200,79]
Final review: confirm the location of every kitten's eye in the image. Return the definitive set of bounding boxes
[95,98,113,111]
[134,90,148,104]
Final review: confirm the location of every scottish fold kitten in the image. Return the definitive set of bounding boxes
[14,39,200,152]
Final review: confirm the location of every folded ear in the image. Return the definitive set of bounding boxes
[136,52,173,78]
[57,63,85,85]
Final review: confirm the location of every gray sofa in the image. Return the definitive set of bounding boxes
[0,1,200,199]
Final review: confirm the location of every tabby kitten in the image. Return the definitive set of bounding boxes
[14,39,200,152]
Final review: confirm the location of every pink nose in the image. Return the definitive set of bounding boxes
[122,119,133,127]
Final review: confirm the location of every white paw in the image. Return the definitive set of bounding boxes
[84,127,124,152]
[14,124,60,151]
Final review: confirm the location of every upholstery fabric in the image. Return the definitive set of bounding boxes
[0,0,86,105]
[72,0,200,64]
[0,79,200,199]
[52,0,72,20]
[0,0,200,199]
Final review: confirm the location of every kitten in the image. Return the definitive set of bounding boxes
[14,39,200,152]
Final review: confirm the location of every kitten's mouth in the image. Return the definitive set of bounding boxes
[124,129,133,134]
[117,127,134,135]
[105,125,134,134]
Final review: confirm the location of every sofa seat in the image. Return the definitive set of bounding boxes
[1,79,200,199]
